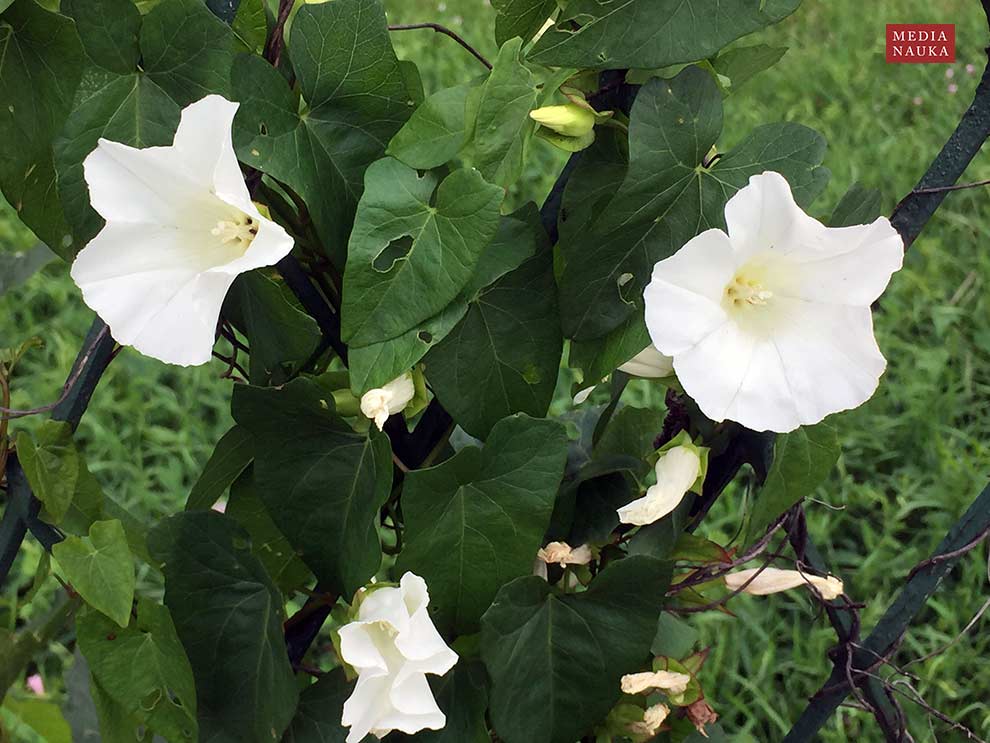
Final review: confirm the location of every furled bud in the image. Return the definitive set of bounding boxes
[618,344,675,378]
[620,670,691,696]
[529,103,598,137]
[359,372,415,430]
[536,541,593,567]
[724,567,844,600]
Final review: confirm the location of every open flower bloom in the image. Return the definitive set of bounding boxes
[724,567,844,600]
[536,541,593,568]
[618,344,675,378]
[627,703,671,740]
[360,373,416,430]
[621,670,691,696]
[339,573,458,742]
[618,444,702,526]
[70,95,294,366]
[644,171,903,433]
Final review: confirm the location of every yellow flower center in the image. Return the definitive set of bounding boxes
[211,213,258,249]
[724,274,773,308]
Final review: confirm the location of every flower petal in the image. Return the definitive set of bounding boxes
[644,228,734,356]
[775,217,904,306]
[771,299,886,426]
[342,674,391,743]
[723,171,823,263]
[208,214,295,276]
[70,222,243,366]
[673,322,803,433]
[396,609,458,671]
[171,95,251,209]
[618,345,674,378]
[83,139,217,228]
[358,585,411,632]
[338,623,389,677]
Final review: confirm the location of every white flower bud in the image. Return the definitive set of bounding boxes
[724,567,844,600]
[360,372,415,430]
[618,345,674,378]
[621,670,691,696]
[536,541,593,567]
[618,445,702,526]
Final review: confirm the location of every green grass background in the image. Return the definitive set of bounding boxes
[2,0,990,740]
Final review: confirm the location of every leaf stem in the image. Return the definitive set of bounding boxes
[387,23,492,70]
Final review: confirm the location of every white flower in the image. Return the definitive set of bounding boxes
[724,567,844,600]
[627,703,670,739]
[360,373,416,430]
[617,445,702,526]
[70,95,295,367]
[536,541,593,567]
[621,670,692,696]
[618,345,675,378]
[339,573,458,742]
[644,171,903,433]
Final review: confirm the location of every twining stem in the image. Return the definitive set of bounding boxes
[387,23,492,70]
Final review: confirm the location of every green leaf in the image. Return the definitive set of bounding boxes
[90,675,144,743]
[555,125,627,247]
[54,72,181,247]
[529,0,801,69]
[348,300,469,395]
[62,0,141,74]
[2,697,72,743]
[711,44,788,92]
[481,555,672,743]
[233,0,414,265]
[346,205,545,394]
[492,0,557,45]
[52,520,135,628]
[76,599,197,742]
[388,84,472,170]
[0,0,85,255]
[16,420,79,524]
[223,271,321,385]
[140,0,238,104]
[398,414,568,633]
[231,377,393,596]
[340,159,503,347]
[231,0,267,51]
[283,670,369,743]
[747,422,841,541]
[226,467,313,594]
[147,511,298,743]
[185,425,254,511]
[426,250,563,439]
[651,611,699,659]
[568,315,650,384]
[464,38,538,189]
[829,182,884,227]
[0,243,54,295]
[558,66,828,340]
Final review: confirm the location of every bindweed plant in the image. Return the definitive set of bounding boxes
[0,0,988,741]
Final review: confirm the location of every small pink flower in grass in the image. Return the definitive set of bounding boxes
[26,674,45,695]
[966,63,977,74]
[949,83,959,94]
[945,67,955,79]
[912,96,924,106]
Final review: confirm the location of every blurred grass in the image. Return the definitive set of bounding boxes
[2,0,990,739]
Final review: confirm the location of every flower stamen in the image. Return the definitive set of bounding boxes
[211,214,258,248]
[725,275,773,307]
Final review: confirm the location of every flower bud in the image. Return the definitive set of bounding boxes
[360,372,415,430]
[537,541,593,567]
[627,703,670,741]
[724,567,844,600]
[621,670,691,696]
[529,103,598,137]
[618,345,674,378]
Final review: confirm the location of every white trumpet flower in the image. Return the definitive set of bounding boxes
[339,573,458,742]
[644,171,903,433]
[70,95,295,367]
